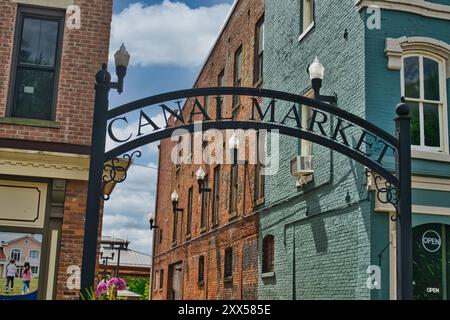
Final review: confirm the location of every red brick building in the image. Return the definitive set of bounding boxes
[0,0,112,300]
[152,0,264,300]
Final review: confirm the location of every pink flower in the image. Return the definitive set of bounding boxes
[107,277,127,291]
[96,280,108,295]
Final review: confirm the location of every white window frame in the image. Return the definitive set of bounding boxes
[401,51,448,154]
[299,0,315,41]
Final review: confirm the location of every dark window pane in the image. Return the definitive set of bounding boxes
[424,58,440,101]
[404,57,420,99]
[423,103,440,147]
[212,166,220,226]
[186,187,193,236]
[263,235,274,273]
[20,17,58,67]
[198,256,204,283]
[409,102,420,146]
[224,248,233,278]
[13,68,54,120]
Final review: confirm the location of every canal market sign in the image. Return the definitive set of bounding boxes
[81,84,413,300]
[105,87,398,186]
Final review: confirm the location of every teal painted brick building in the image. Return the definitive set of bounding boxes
[259,0,450,299]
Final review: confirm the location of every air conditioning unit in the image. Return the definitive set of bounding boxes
[290,155,314,187]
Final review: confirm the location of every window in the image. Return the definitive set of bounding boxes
[190,133,194,162]
[154,271,160,290]
[204,96,210,114]
[218,70,225,87]
[198,255,205,285]
[255,17,264,84]
[201,175,209,230]
[29,250,39,259]
[301,0,314,36]
[229,162,239,214]
[212,166,221,226]
[11,249,21,261]
[233,46,243,110]
[254,131,265,203]
[186,187,193,237]
[160,269,164,290]
[172,210,178,243]
[224,247,233,280]
[402,54,447,152]
[9,7,64,120]
[31,266,38,275]
[159,229,163,244]
[262,235,275,273]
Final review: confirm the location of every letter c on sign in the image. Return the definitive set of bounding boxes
[108,117,133,143]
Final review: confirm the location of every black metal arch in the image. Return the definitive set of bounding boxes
[82,81,412,300]
[105,120,399,188]
[108,87,399,148]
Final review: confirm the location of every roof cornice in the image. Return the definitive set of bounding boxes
[356,0,450,20]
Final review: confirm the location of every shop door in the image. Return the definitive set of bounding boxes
[413,223,450,300]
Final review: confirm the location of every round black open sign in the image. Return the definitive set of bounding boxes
[422,230,442,253]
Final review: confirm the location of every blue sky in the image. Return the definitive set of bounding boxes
[102,0,233,255]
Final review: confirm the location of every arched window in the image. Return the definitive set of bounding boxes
[402,53,447,152]
[224,247,233,280]
[262,235,274,273]
[198,255,205,285]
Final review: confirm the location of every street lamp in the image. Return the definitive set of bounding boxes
[171,190,184,214]
[100,251,115,280]
[114,43,130,94]
[196,167,211,194]
[149,213,158,230]
[307,57,337,104]
[81,44,132,295]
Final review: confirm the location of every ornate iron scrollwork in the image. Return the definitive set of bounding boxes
[366,169,400,221]
[102,151,142,201]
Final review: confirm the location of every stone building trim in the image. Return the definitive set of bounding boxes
[0,148,89,181]
[356,0,450,20]
[12,0,74,9]
[385,36,450,78]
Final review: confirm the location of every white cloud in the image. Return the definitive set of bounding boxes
[110,0,232,67]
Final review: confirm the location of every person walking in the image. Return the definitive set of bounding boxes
[5,259,17,293]
[22,262,32,295]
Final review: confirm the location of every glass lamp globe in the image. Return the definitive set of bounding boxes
[308,57,325,81]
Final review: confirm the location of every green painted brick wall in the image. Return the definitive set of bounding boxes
[260,0,374,299]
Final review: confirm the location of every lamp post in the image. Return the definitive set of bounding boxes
[196,167,211,194]
[80,44,130,297]
[308,57,337,104]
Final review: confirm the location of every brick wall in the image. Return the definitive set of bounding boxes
[56,180,104,300]
[152,0,264,300]
[0,0,112,146]
[260,0,371,299]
